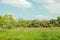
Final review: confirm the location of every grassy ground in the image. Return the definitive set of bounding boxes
[0,27,60,40]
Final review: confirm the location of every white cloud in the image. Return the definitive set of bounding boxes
[44,3,60,13]
[33,0,55,3]
[33,0,60,13]
[1,0,32,8]
[35,15,56,20]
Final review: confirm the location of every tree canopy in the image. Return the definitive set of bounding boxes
[0,14,60,29]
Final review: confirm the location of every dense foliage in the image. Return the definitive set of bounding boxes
[0,14,60,29]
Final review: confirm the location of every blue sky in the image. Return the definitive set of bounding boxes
[0,0,60,20]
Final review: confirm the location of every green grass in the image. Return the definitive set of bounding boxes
[0,27,60,40]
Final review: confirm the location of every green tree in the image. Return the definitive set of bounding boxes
[40,20,50,27]
[56,16,60,27]
[49,19,57,27]
[2,14,15,29]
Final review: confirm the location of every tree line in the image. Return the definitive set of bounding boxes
[0,14,60,29]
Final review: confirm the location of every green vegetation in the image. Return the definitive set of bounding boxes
[0,14,60,40]
[0,14,60,29]
[0,27,60,40]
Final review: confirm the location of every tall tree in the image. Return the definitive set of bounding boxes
[2,14,15,29]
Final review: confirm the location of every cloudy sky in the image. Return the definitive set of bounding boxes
[0,0,60,20]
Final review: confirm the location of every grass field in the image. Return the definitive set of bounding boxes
[0,27,60,40]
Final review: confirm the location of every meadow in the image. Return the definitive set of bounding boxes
[0,27,60,40]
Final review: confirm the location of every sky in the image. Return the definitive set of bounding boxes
[0,0,60,20]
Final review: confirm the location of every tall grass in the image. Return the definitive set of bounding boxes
[0,27,60,40]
